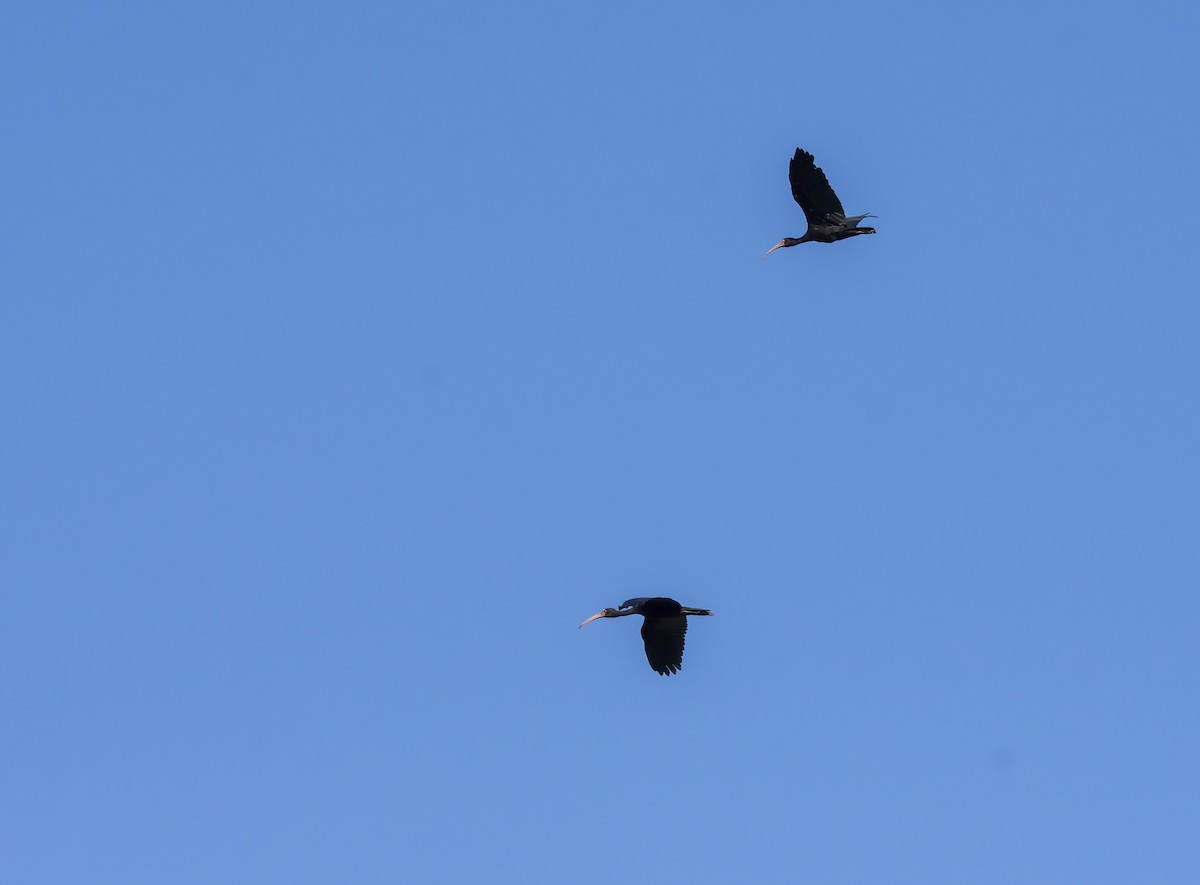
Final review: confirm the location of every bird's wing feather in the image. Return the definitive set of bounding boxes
[789,148,846,224]
[640,615,688,676]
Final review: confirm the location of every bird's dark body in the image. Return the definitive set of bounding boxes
[624,597,690,675]
[621,597,680,618]
[579,596,713,676]
[806,223,870,243]
[764,147,874,255]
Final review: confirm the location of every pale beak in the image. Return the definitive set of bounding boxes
[577,611,607,629]
[762,240,786,259]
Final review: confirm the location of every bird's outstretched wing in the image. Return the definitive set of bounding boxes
[789,148,846,224]
[641,615,688,676]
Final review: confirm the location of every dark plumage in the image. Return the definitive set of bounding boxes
[764,147,875,256]
[578,597,713,676]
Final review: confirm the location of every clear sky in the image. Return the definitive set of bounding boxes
[4,1,1199,883]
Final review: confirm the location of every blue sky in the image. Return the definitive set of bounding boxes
[4,1,1199,882]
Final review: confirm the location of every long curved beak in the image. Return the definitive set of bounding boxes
[578,611,607,629]
[762,240,786,259]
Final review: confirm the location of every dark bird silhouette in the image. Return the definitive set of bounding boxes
[578,597,713,675]
[764,147,875,256]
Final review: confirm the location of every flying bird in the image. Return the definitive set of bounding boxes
[764,147,875,256]
[578,597,713,676]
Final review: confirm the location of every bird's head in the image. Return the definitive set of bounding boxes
[577,607,619,628]
[762,237,804,258]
